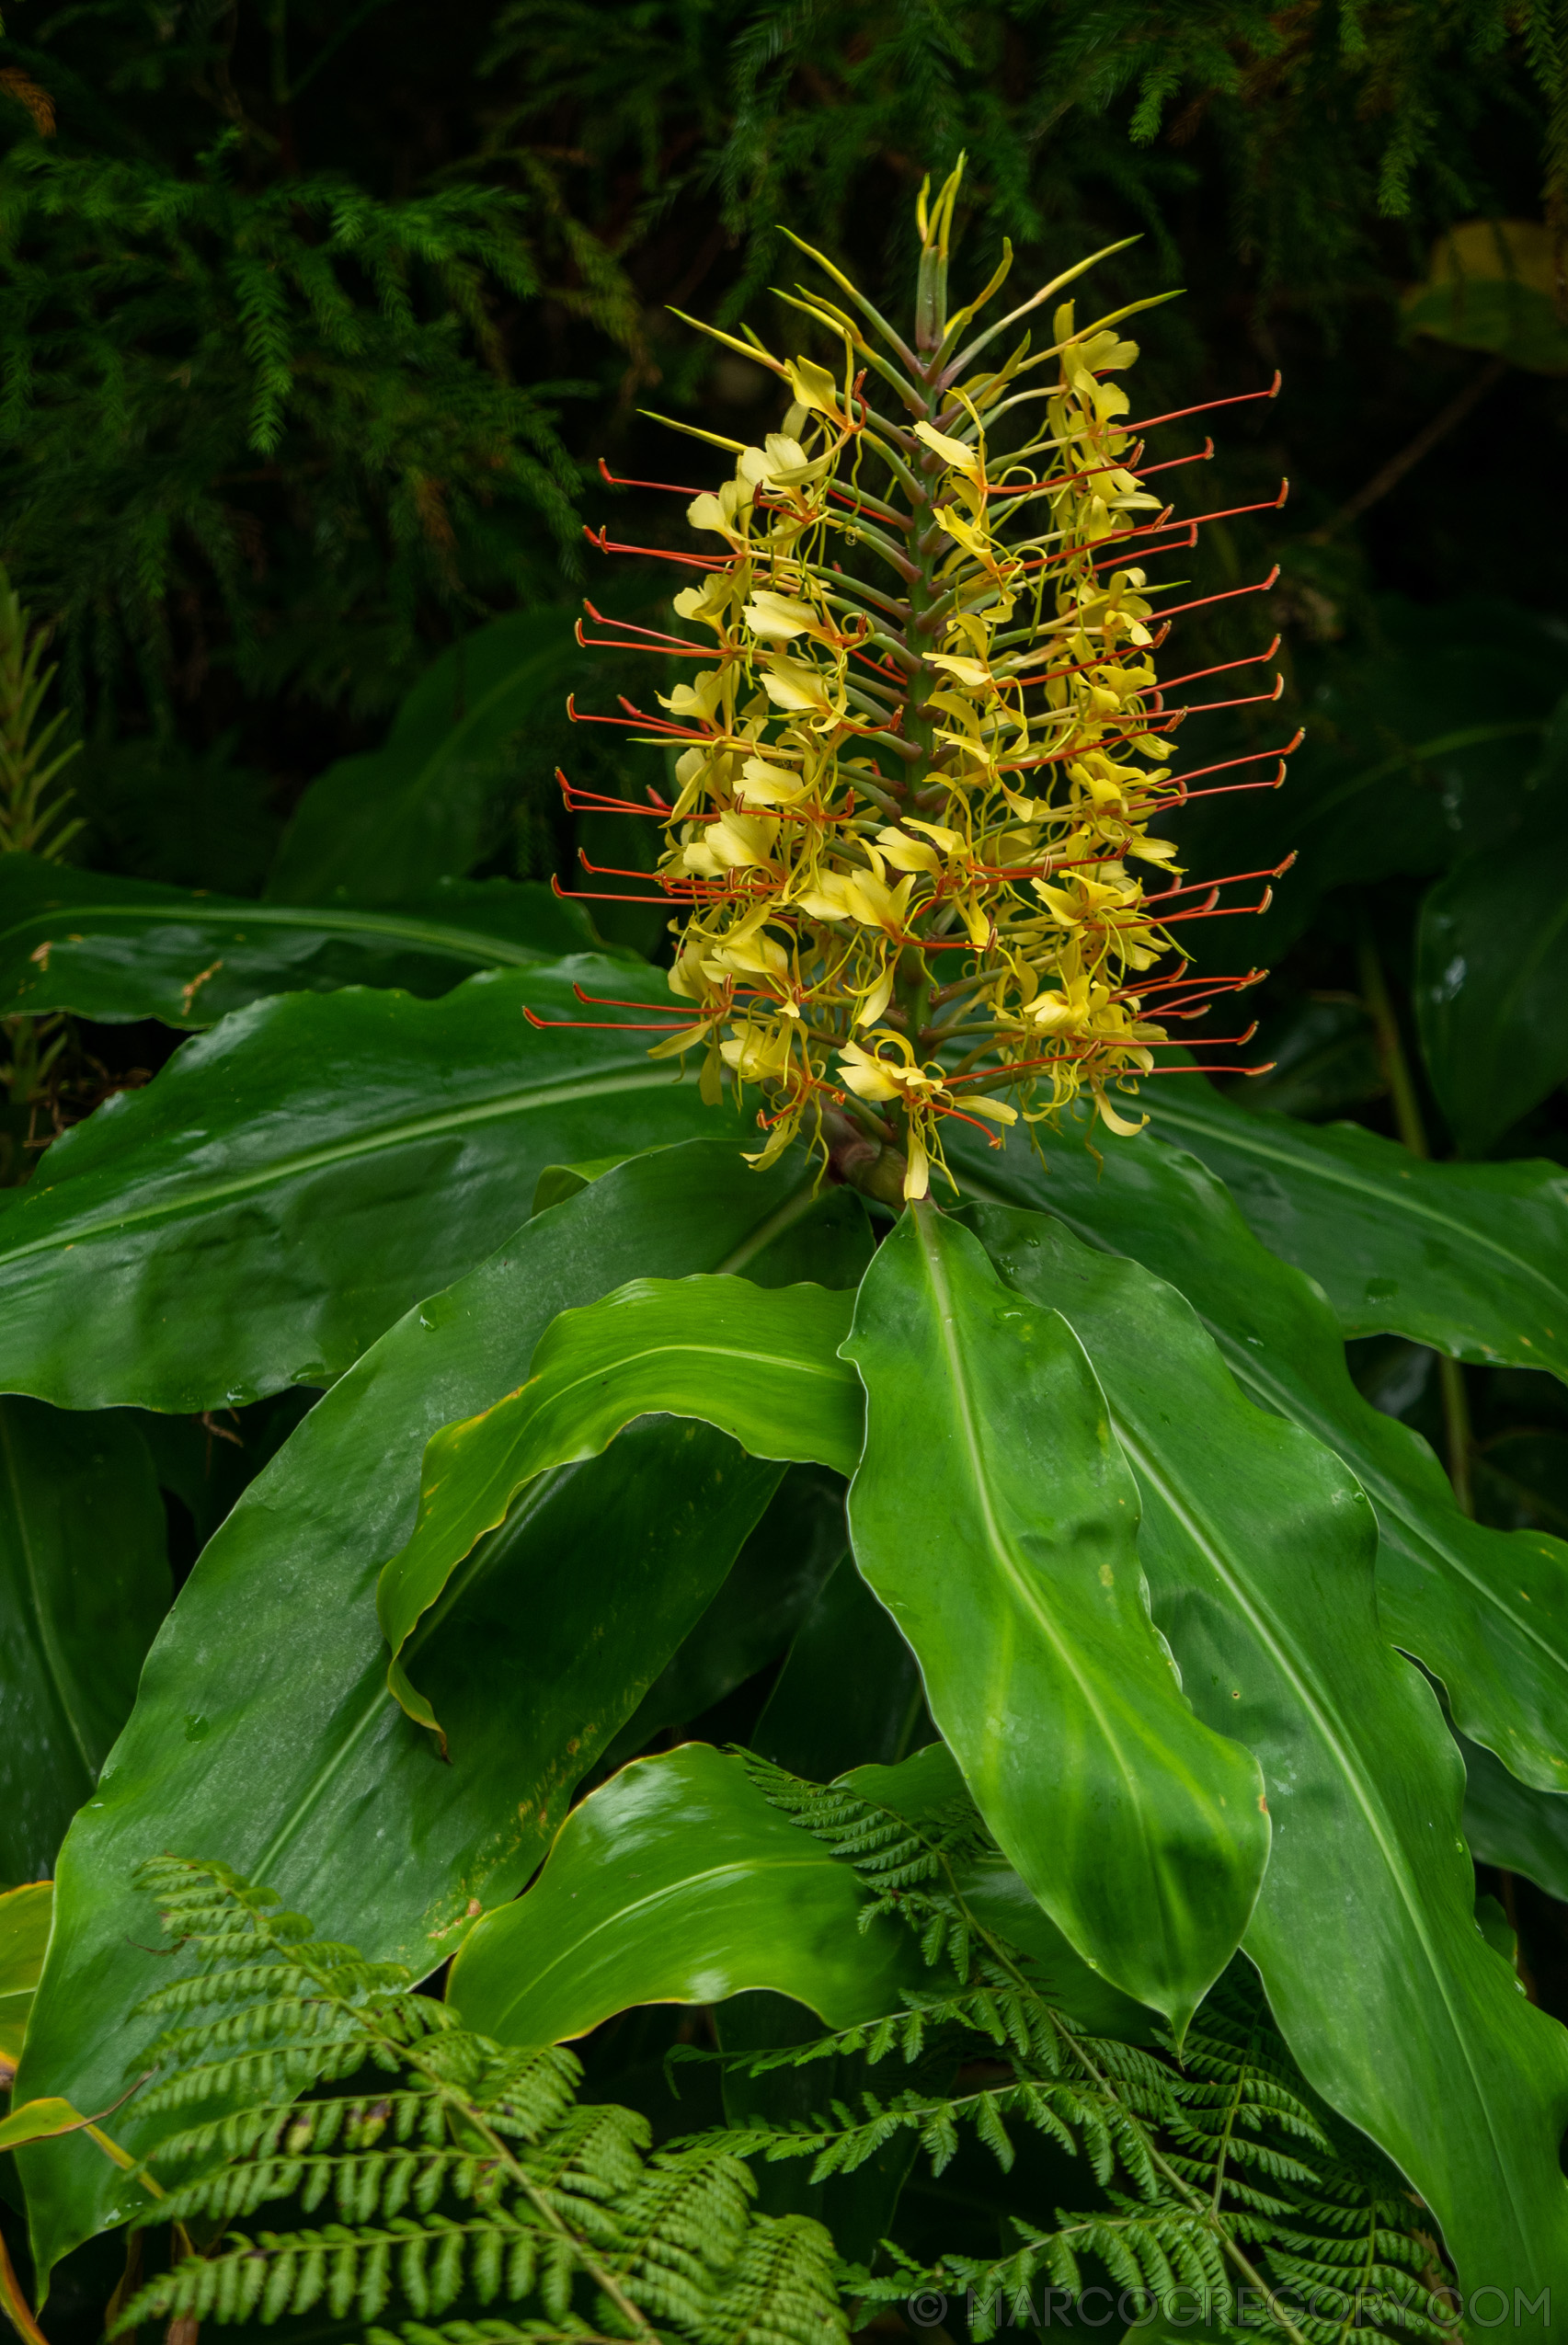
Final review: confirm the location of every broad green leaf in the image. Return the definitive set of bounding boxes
[267,611,577,905]
[1139,1082,1568,1379]
[0,1882,52,2079]
[0,853,598,1027]
[1416,820,1568,1152]
[448,1741,1152,2052]
[974,1204,1568,2301]
[0,957,734,1413]
[753,1553,929,1783]
[1403,221,1568,373]
[446,1744,927,2044]
[947,1123,1568,1793]
[0,1401,170,1882]
[1459,1730,1568,1903]
[13,1141,841,2279]
[377,1275,862,1735]
[601,1465,848,1770]
[840,1206,1269,2035]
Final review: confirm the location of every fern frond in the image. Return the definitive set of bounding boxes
[114,1859,843,2345]
[706,1756,1455,2345]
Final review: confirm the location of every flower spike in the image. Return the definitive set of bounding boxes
[567,178,1294,1197]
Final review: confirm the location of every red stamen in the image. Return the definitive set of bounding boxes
[583,601,698,646]
[1142,566,1281,623]
[598,457,700,495]
[578,850,696,882]
[583,525,726,570]
[1158,638,1282,692]
[523,1008,695,1032]
[1150,852,1296,901]
[1179,678,1284,718]
[1170,732,1302,792]
[551,882,687,906]
[933,1101,1011,1146]
[1159,890,1276,922]
[577,628,715,658]
[1142,1024,1259,1047]
[572,985,703,1013]
[1132,440,1215,480]
[1127,375,1281,434]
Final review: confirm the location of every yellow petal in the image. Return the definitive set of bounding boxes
[744,590,818,640]
[913,419,980,475]
[874,825,940,875]
[927,653,991,689]
[784,355,843,417]
[1094,1087,1148,1138]
[855,966,896,1028]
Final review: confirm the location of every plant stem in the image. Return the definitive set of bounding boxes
[1356,922,1474,1516]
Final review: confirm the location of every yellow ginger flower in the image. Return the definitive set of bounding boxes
[569,156,1291,1200]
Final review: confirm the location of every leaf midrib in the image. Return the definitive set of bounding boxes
[1115,1410,1514,2198]
[1213,1331,1568,1685]
[914,1216,1142,1793]
[0,1065,681,1265]
[3,898,551,969]
[1147,1098,1562,1314]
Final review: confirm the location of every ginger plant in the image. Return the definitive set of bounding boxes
[557,157,1295,1199]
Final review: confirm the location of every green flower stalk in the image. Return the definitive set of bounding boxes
[566,159,1294,1199]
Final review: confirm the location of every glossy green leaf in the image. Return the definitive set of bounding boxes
[0,958,737,1413]
[0,853,599,1027]
[1416,821,1568,1152]
[948,1123,1568,1793]
[974,1204,1568,2300]
[447,1743,928,2045]
[0,1401,170,1883]
[378,1275,861,1735]
[840,1205,1269,2035]
[601,1465,848,1770]
[753,1552,929,1784]
[12,1140,841,2279]
[1459,1730,1568,1903]
[0,1882,52,2078]
[267,611,577,905]
[1138,1081,1568,1378]
[448,1740,1153,2053]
